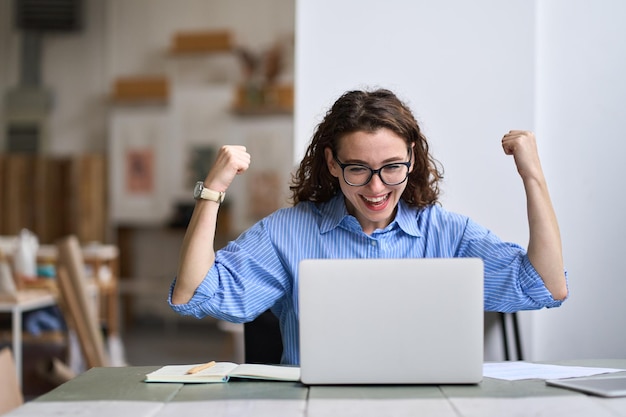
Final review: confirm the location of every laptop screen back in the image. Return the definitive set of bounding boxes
[298,258,484,385]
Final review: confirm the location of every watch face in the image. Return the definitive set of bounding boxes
[193,181,203,199]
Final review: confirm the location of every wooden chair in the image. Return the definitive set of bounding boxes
[0,347,24,414]
[56,235,109,368]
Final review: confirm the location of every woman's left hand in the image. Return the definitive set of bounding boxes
[501,130,544,182]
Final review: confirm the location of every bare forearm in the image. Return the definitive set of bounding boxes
[524,177,568,300]
[172,200,220,304]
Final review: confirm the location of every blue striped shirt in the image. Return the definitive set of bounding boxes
[169,193,565,365]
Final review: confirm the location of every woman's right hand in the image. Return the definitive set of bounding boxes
[203,145,251,192]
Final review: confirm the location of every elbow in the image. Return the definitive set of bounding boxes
[170,279,195,306]
[552,288,569,301]
[171,286,193,306]
[550,283,569,302]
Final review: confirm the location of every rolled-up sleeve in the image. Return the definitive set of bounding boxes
[168,217,291,323]
[456,216,567,312]
[516,255,567,309]
[168,271,220,319]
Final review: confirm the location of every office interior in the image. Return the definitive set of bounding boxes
[1,0,625,402]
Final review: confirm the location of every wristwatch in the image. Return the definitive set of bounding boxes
[193,181,225,204]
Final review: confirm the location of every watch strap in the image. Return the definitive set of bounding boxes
[194,181,225,203]
[200,187,225,203]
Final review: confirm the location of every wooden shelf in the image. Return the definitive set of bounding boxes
[110,76,169,104]
[168,29,233,54]
[232,83,293,116]
[231,105,292,116]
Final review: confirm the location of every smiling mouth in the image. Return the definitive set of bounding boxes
[361,193,390,206]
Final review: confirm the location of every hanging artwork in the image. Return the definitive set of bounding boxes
[109,108,171,223]
[125,148,154,194]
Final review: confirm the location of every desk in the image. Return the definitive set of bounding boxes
[0,291,57,389]
[6,360,626,416]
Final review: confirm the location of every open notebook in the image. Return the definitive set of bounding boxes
[298,258,484,385]
[145,362,300,383]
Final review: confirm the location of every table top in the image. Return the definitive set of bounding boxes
[7,360,626,417]
[38,243,119,262]
[0,289,56,311]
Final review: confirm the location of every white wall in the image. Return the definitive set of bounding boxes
[296,0,533,240]
[295,0,626,360]
[532,0,626,360]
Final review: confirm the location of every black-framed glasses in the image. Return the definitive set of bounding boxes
[333,150,412,187]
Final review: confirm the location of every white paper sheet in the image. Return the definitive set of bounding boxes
[483,361,625,381]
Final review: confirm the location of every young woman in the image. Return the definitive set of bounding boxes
[170,89,567,365]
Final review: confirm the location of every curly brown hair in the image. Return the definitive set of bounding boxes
[290,89,443,208]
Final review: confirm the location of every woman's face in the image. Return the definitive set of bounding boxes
[325,128,412,235]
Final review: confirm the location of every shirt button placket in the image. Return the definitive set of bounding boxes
[369,239,380,257]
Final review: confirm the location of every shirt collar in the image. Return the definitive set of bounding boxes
[319,194,350,233]
[395,200,422,237]
[318,194,422,237]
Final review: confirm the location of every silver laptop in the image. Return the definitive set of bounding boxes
[546,375,626,397]
[298,258,484,385]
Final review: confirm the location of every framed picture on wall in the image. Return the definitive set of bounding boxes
[125,148,155,194]
[109,108,173,224]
